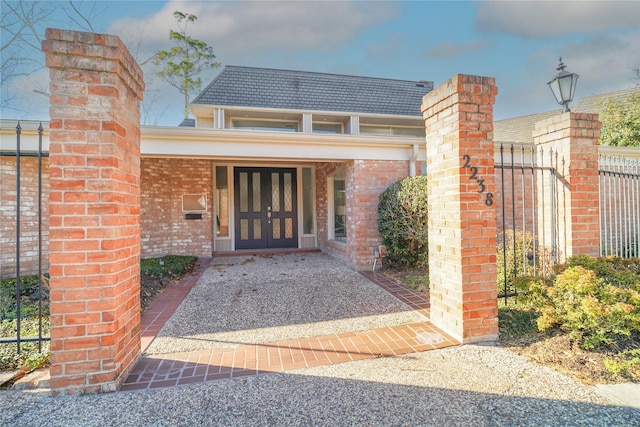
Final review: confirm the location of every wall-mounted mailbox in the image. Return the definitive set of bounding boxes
[182,194,207,212]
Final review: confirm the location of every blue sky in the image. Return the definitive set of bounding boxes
[2,0,639,126]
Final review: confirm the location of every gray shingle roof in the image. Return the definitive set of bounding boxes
[572,86,639,114]
[494,110,561,143]
[192,66,433,117]
[178,118,195,127]
[494,86,640,143]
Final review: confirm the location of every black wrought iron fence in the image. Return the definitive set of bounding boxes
[495,143,564,303]
[599,154,640,258]
[0,122,50,358]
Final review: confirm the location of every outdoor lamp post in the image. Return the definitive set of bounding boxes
[547,57,579,112]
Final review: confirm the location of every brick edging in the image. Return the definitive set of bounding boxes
[140,258,211,352]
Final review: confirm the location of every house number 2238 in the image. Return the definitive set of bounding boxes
[462,154,494,206]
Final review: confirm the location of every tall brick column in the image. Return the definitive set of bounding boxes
[533,112,601,260]
[42,29,144,394]
[422,75,498,343]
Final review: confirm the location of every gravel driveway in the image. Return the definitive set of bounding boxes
[145,253,426,354]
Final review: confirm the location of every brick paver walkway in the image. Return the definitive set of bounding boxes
[121,260,458,392]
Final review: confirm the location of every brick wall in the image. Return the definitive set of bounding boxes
[533,112,601,259]
[43,28,144,394]
[0,156,50,279]
[315,160,411,269]
[140,158,213,258]
[423,74,499,343]
[351,160,410,268]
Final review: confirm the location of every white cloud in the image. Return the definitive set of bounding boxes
[110,1,398,64]
[107,0,401,124]
[493,29,640,120]
[535,30,640,93]
[476,1,640,38]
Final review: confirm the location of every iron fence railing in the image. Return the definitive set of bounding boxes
[0,122,50,355]
[495,144,563,303]
[599,154,640,258]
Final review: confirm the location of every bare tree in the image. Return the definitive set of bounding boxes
[1,1,102,114]
[1,1,52,107]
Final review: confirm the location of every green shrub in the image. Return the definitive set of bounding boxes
[519,264,640,349]
[604,349,640,379]
[555,254,640,290]
[377,176,428,267]
[140,255,197,277]
[496,230,553,295]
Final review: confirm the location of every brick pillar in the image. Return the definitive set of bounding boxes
[533,112,601,260]
[42,29,144,394]
[422,75,498,343]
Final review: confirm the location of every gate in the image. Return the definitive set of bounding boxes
[0,122,50,364]
[495,143,564,302]
[599,154,640,258]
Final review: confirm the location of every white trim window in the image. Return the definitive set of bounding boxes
[328,170,346,243]
[312,122,343,134]
[231,118,299,132]
[360,124,425,137]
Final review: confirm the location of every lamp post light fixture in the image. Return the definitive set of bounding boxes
[547,57,579,112]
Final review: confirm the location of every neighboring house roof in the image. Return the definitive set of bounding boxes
[494,86,640,144]
[494,110,561,144]
[572,86,639,113]
[192,65,434,117]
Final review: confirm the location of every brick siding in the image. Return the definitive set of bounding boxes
[141,158,213,258]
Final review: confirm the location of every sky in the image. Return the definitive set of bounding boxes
[1,0,639,126]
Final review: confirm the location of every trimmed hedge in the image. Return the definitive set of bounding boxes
[377,176,428,267]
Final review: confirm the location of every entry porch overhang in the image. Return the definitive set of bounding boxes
[140,126,427,162]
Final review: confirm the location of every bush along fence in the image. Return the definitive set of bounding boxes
[0,122,50,370]
[496,113,640,303]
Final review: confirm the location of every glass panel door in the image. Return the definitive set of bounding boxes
[234,167,298,249]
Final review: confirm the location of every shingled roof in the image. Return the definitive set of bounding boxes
[494,86,640,144]
[191,66,434,117]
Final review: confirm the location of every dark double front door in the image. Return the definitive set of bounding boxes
[234,167,298,249]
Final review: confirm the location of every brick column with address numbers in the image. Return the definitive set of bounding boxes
[43,28,144,394]
[422,74,499,343]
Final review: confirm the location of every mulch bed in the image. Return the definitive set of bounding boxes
[501,332,640,384]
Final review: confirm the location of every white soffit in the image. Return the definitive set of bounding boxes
[141,126,426,161]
